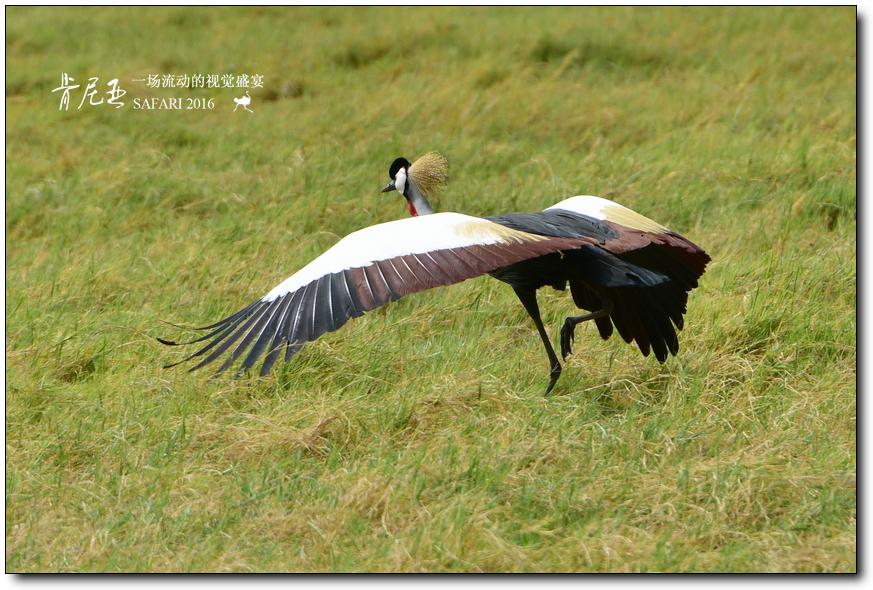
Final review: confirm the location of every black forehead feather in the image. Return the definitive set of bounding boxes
[388,157,411,180]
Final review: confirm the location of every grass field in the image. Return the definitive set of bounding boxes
[5,6,856,572]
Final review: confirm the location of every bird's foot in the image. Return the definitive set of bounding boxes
[543,362,562,396]
[560,319,576,361]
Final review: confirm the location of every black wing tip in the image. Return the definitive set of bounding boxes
[157,337,178,346]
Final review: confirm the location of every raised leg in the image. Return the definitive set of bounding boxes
[512,287,562,396]
[560,299,614,360]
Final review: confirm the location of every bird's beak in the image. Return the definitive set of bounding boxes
[381,181,396,193]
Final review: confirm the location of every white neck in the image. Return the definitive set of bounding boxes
[407,178,435,216]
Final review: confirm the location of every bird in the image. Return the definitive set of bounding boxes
[159,151,710,394]
[233,91,252,113]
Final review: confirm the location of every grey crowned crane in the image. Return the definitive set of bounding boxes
[159,152,710,394]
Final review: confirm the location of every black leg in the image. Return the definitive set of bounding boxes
[512,286,562,396]
[560,299,614,360]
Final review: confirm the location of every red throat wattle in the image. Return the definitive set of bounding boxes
[407,201,418,217]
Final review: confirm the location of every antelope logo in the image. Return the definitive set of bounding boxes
[233,91,253,113]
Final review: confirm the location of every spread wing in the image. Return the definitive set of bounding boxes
[543,196,711,361]
[159,212,587,377]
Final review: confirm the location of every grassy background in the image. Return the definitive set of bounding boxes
[5,6,856,572]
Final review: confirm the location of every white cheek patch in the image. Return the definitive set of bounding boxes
[394,168,407,196]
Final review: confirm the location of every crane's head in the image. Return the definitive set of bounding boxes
[381,157,411,196]
[381,152,448,217]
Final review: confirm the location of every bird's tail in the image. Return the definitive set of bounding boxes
[569,279,687,362]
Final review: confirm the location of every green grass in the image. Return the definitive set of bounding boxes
[6,6,856,572]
